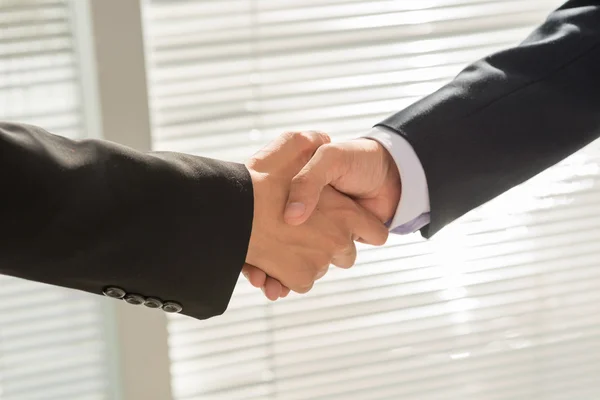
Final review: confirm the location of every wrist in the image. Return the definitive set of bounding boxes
[380,141,401,199]
[368,138,402,222]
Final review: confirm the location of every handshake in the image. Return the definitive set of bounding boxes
[242,131,401,300]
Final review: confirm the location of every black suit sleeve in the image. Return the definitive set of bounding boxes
[0,122,254,320]
[376,0,600,238]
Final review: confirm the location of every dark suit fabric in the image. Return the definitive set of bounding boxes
[0,122,253,320]
[377,0,600,237]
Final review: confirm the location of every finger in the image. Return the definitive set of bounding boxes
[355,237,370,244]
[242,264,267,288]
[262,276,283,301]
[249,131,330,170]
[294,281,314,295]
[347,204,389,246]
[244,264,287,300]
[315,265,330,280]
[284,145,346,225]
[331,241,358,269]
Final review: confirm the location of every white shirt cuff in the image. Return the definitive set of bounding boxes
[364,126,431,234]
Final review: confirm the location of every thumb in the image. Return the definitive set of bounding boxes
[284,145,344,225]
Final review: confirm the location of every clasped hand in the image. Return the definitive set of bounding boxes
[243,131,401,300]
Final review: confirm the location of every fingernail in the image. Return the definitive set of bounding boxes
[242,270,250,279]
[285,202,305,219]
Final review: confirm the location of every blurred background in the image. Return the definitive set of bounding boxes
[1,0,599,399]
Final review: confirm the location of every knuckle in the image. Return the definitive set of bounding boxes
[292,172,312,188]
[370,225,389,246]
[315,266,329,280]
[281,131,300,142]
[310,131,331,145]
[335,239,351,254]
[329,234,350,254]
[377,229,390,246]
[339,249,357,270]
[332,257,349,269]
[296,282,314,294]
[297,268,317,290]
[290,131,315,151]
[313,263,328,279]
[362,226,389,246]
[293,132,331,157]
[301,130,330,145]
[321,143,342,158]
[247,155,262,167]
[347,252,357,268]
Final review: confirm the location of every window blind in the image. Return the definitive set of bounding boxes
[0,1,111,398]
[143,1,600,399]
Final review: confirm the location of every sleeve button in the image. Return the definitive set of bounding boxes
[162,301,183,313]
[103,286,126,299]
[124,293,145,305]
[144,297,163,309]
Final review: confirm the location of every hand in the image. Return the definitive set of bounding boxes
[244,137,400,300]
[242,132,388,299]
[284,138,401,226]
